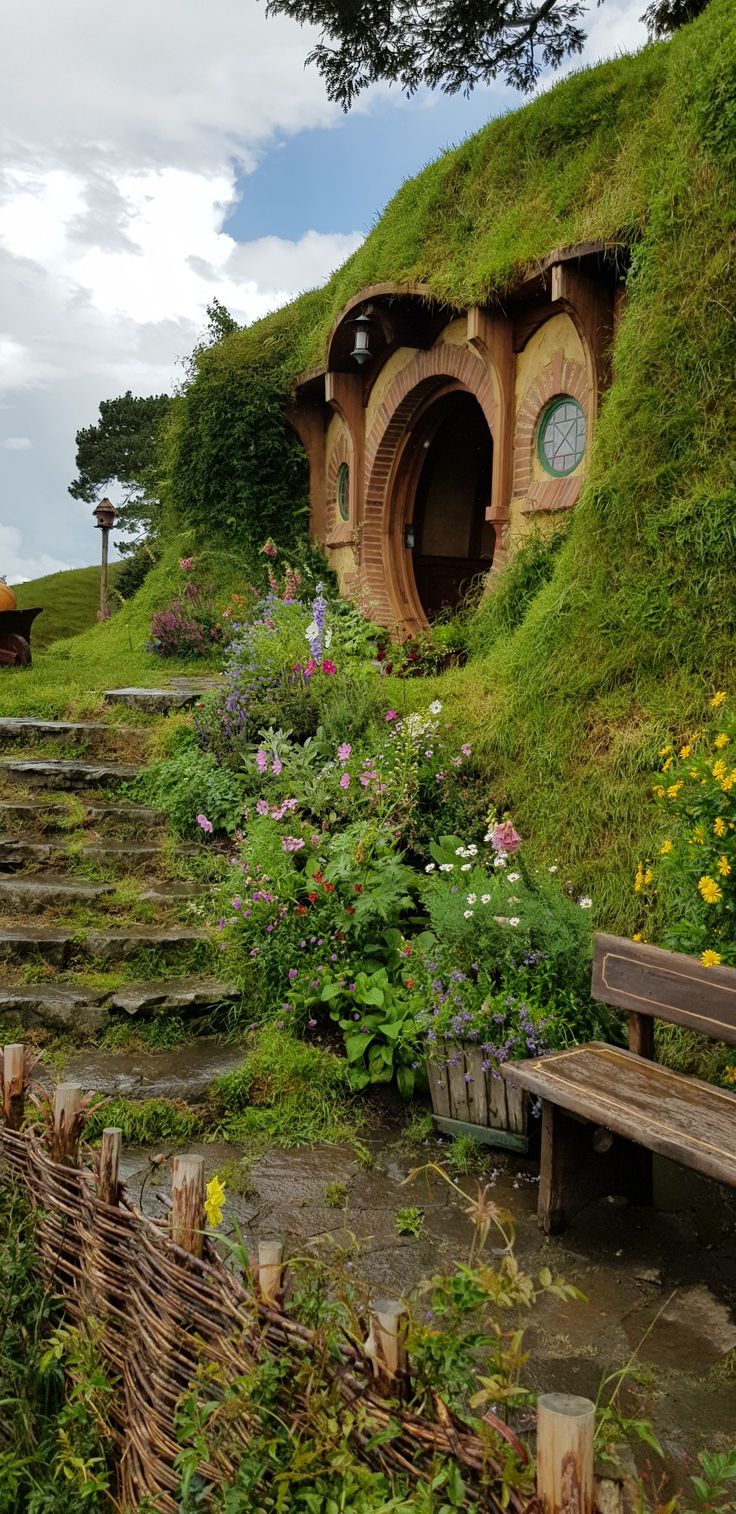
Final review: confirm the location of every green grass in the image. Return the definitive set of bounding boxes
[12,564,123,650]
[85,1096,201,1145]
[212,1026,361,1151]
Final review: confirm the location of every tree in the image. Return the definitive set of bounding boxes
[68,390,173,543]
[264,0,711,103]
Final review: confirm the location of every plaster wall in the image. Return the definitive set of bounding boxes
[325,412,345,474]
[437,317,469,348]
[365,347,416,434]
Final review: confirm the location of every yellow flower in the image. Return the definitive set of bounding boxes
[661,757,672,773]
[698,875,723,905]
[714,817,727,837]
[659,745,672,757]
[701,950,722,968]
[660,839,673,855]
[712,760,727,782]
[666,783,682,799]
[689,767,699,778]
[723,1066,736,1086]
[714,733,729,750]
[205,1174,226,1228]
[634,863,653,893]
[692,824,705,844]
[632,932,645,942]
[722,771,736,793]
[653,785,665,799]
[711,691,727,709]
[678,745,691,760]
[718,855,731,877]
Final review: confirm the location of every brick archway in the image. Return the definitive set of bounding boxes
[362,346,495,628]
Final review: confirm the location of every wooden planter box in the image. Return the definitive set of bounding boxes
[426,1043,530,1152]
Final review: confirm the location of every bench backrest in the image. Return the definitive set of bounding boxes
[592,933,736,1049]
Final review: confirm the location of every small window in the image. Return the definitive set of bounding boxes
[538,397,586,477]
[337,461,350,522]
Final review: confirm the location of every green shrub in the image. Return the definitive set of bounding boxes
[130,741,246,835]
[212,1025,359,1148]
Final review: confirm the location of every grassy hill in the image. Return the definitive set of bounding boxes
[12,564,122,649]
[5,0,736,936]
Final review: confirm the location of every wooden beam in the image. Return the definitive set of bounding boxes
[536,1392,595,1514]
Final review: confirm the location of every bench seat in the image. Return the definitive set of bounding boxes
[500,1040,736,1235]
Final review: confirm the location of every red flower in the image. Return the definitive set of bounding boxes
[405,978,414,989]
[345,906,355,915]
[295,905,308,916]
[321,658,337,676]
[307,892,318,903]
[313,870,324,884]
[353,883,363,893]
[323,881,335,894]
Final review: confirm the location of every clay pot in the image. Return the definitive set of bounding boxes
[0,581,17,611]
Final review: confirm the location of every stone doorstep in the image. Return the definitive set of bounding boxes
[0,976,241,1033]
[0,758,140,789]
[104,680,219,713]
[0,800,167,826]
[0,924,211,967]
[44,1035,246,1103]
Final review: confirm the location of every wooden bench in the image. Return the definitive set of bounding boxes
[499,932,736,1234]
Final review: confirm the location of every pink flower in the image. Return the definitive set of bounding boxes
[337,743,352,763]
[339,772,351,789]
[178,557,194,571]
[304,659,318,679]
[271,759,283,776]
[493,821,521,854]
[282,835,305,852]
[255,799,270,816]
[196,814,213,833]
[261,541,278,558]
[461,743,471,756]
[321,658,337,676]
[385,710,397,722]
[255,748,268,773]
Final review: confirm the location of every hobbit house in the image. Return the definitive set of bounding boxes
[287,246,625,632]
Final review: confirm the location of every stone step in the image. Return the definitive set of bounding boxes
[0,837,207,871]
[47,1035,245,1102]
[0,977,241,1033]
[0,799,167,830]
[0,923,211,967]
[0,717,149,752]
[0,872,205,914]
[0,758,139,790]
[105,677,219,714]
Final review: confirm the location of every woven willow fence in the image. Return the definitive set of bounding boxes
[0,1050,615,1514]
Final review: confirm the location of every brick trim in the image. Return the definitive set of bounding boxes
[325,426,354,546]
[361,345,495,626]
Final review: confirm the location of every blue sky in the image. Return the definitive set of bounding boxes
[226,86,511,245]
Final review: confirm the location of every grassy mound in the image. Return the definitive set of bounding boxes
[12,564,123,650]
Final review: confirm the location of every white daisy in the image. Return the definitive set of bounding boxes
[507,871,520,882]
[463,909,474,919]
[467,894,477,904]
[428,700,442,715]
[579,896,593,909]
[481,894,491,904]
[425,863,436,873]
[508,917,520,927]
[548,865,558,874]
[493,855,508,869]
[460,863,472,872]
[439,863,454,872]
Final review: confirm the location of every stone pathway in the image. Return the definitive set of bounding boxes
[0,709,236,1034]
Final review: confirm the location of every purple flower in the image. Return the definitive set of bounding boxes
[339,772,351,789]
[282,835,305,852]
[256,749,268,773]
[288,968,298,980]
[271,759,283,776]
[385,710,397,722]
[337,743,352,762]
[196,814,213,834]
[256,799,270,817]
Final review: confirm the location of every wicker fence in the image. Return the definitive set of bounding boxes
[0,1049,619,1514]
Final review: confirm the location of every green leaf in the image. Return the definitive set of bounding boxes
[396,1064,415,1098]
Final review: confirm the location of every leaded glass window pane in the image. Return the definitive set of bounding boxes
[538,397,586,477]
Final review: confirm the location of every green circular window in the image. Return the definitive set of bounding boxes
[337,461,350,522]
[538,397,586,477]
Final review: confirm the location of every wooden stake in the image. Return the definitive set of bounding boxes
[536,1392,595,1514]
[170,1154,205,1259]
[98,1127,122,1207]
[2,1043,26,1130]
[367,1300,408,1394]
[258,1239,284,1304]
[51,1083,82,1163]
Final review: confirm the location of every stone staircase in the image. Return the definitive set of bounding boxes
[0,707,239,1038]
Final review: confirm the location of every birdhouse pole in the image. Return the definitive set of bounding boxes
[93,498,116,619]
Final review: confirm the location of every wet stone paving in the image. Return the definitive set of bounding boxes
[117,1110,736,1486]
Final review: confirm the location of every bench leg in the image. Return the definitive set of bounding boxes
[539,1101,653,1236]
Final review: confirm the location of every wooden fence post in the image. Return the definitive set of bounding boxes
[2,1043,26,1130]
[258,1239,284,1304]
[367,1300,409,1395]
[98,1127,122,1206]
[51,1083,83,1163]
[170,1154,205,1259]
[536,1392,595,1514]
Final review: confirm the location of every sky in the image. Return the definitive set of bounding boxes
[1,0,648,583]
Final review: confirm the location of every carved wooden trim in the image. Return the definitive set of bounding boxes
[511,347,590,516]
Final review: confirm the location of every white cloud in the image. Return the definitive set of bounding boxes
[0,0,646,582]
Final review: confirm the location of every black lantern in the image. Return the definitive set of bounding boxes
[350,311,372,367]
